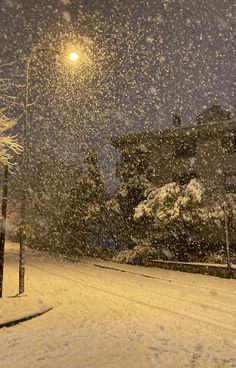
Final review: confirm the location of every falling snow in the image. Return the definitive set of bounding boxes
[0,0,236,367]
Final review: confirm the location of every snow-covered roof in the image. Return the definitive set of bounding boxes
[111,111,235,150]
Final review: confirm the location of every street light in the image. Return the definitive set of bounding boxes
[69,52,79,62]
[19,46,80,294]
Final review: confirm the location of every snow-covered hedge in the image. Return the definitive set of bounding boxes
[113,246,159,265]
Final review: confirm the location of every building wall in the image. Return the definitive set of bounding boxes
[115,122,236,201]
[112,115,236,247]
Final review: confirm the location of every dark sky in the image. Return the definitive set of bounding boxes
[0,0,235,187]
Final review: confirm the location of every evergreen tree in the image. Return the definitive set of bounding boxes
[105,175,152,249]
[25,150,82,253]
[62,149,108,255]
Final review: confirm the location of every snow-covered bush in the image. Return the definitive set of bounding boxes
[206,252,225,264]
[113,246,159,265]
[87,246,114,260]
[134,179,206,225]
[133,179,233,260]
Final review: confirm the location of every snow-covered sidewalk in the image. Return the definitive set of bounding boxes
[0,243,52,328]
[0,296,52,328]
[1,242,236,368]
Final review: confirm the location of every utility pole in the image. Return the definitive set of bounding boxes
[0,165,9,298]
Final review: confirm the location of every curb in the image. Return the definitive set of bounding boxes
[0,307,53,329]
[148,260,236,279]
[62,254,236,280]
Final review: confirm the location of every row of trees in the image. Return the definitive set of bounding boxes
[12,148,235,263]
[4,142,236,263]
[1,124,234,264]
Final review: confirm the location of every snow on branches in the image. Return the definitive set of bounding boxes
[134,179,206,224]
[133,178,232,245]
[0,63,22,166]
[0,110,22,166]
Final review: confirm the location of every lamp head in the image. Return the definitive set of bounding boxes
[69,51,79,62]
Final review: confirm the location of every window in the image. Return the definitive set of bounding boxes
[225,173,236,193]
[175,138,197,158]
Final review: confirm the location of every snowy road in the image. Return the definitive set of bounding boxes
[1,243,236,368]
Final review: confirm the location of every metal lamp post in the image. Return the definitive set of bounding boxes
[19,47,79,294]
[19,47,58,294]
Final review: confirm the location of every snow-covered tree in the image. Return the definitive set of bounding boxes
[134,179,234,261]
[24,149,83,253]
[62,149,108,255]
[106,174,152,249]
[134,179,207,224]
[0,110,21,166]
[0,65,22,166]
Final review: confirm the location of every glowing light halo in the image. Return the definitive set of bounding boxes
[69,51,79,62]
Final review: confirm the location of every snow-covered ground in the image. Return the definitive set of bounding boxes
[1,242,236,368]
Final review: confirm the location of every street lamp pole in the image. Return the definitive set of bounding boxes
[19,48,57,294]
[19,47,79,294]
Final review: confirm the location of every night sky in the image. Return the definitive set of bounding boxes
[0,0,235,186]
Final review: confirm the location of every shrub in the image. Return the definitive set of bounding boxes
[113,246,159,265]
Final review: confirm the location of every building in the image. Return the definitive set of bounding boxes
[111,105,236,248]
[112,105,235,199]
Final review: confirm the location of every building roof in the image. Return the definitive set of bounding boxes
[111,106,235,150]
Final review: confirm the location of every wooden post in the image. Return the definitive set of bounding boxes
[0,165,9,298]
